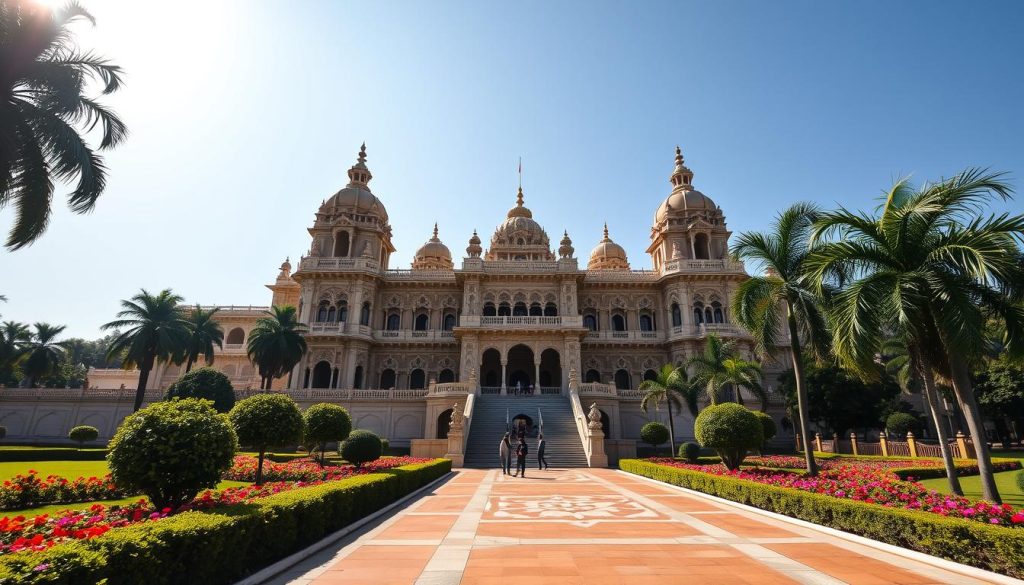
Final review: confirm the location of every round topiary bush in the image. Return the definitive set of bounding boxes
[753,411,777,449]
[678,441,701,462]
[107,398,237,508]
[381,437,390,453]
[303,403,352,465]
[640,422,671,455]
[1017,470,1024,493]
[230,393,304,484]
[886,412,921,438]
[68,425,99,446]
[694,403,763,470]
[340,430,383,468]
[165,366,235,413]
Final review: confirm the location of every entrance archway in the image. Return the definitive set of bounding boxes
[511,413,535,437]
[481,349,501,389]
[539,348,561,389]
[311,361,331,388]
[437,409,452,439]
[506,344,534,390]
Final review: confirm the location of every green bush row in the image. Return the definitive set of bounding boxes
[0,447,108,462]
[0,459,452,585]
[619,459,1024,578]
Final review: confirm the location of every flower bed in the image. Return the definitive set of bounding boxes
[0,457,428,556]
[221,455,379,482]
[0,473,132,511]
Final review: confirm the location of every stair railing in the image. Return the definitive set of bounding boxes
[461,393,476,455]
[537,407,544,435]
[567,379,593,465]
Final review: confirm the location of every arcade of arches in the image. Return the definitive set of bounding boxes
[479,345,562,390]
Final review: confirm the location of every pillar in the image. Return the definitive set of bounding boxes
[814,432,822,452]
[849,433,859,456]
[832,433,839,454]
[344,346,358,388]
[879,434,889,457]
[907,432,918,458]
[500,359,508,394]
[955,431,971,459]
[534,356,541,391]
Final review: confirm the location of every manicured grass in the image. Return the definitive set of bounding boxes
[919,448,1024,507]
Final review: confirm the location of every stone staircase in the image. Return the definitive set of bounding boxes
[463,394,590,468]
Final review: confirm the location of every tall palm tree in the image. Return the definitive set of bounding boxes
[102,289,189,411]
[0,320,30,385]
[21,323,67,387]
[687,334,766,407]
[806,169,1024,503]
[181,305,223,373]
[1,1,127,250]
[882,337,963,495]
[731,202,831,476]
[639,364,698,457]
[247,305,307,390]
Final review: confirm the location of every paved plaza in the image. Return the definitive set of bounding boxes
[273,469,1001,585]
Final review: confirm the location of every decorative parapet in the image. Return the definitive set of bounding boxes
[428,382,474,396]
[233,388,429,401]
[458,315,583,329]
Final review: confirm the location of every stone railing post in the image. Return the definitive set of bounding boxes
[814,432,823,452]
[832,433,840,454]
[587,402,608,468]
[955,431,970,459]
[795,433,802,452]
[444,402,465,467]
[906,431,918,458]
[879,434,889,457]
[849,433,859,456]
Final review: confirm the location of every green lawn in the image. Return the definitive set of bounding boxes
[918,449,1024,507]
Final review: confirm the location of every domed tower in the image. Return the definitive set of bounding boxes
[266,257,301,307]
[305,144,395,268]
[485,187,554,261]
[647,146,731,271]
[588,223,630,271]
[466,230,482,258]
[412,223,454,270]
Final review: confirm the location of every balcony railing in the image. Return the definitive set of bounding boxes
[459,315,583,328]
[298,257,379,272]
[372,330,456,342]
[233,388,429,401]
[662,258,747,275]
[584,330,664,342]
[222,343,246,352]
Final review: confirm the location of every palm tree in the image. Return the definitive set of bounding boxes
[1,1,127,250]
[181,305,223,373]
[731,202,831,476]
[0,321,31,385]
[247,306,307,390]
[639,364,698,457]
[21,323,67,387]
[882,337,963,495]
[102,289,190,411]
[806,169,1024,503]
[687,334,766,407]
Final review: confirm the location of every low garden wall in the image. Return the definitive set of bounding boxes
[0,458,451,584]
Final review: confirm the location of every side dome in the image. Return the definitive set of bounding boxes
[321,143,389,222]
[588,224,630,271]
[412,224,453,270]
[653,146,715,225]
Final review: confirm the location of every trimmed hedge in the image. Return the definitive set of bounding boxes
[620,459,1024,578]
[0,447,108,462]
[0,459,452,584]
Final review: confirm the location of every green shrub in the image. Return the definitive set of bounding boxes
[640,422,670,454]
[620,459,1024,578]
[753,411,776,448]
[1017,470,1024,493]
[229,393,304,484]
[381,438,390,452]
[340,430,383,468]
[678,441,701,462]
[68,425,99,446]
[107,399,237,509]
[694,403,762,470]
[303,403,352,465]
[165,367,235,413]
[886,412,920,437]
[0,459,451,585]
[0,447,107,461]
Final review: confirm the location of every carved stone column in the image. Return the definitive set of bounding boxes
[587,402,609,468]
[445,402,465,467]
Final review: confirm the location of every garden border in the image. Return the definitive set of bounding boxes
[234,469,453,585]
[620,460,1024,583]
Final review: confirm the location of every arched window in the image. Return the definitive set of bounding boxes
[585,369,601,383]
[583,314,598,331]
[544,302,557,317]
[333,231,350,257]
[437,409,452,439]
[338,301,348,322]
[639,314,654,331]
[693,303,705,325]
[614,369,632,390]
[360,302,371,326]
[643,369,658,381]
[611,314,626,332]
[409,369,426,390]
[438,368,455,383]
[671,303,682,327]
[483,302,496,316]
[705,306,714,323]
[414,313,429,331]
[316,302,329,322]
[443,313,456,331]
[498,302,511,316]
[226,327,245,345]
[694,233,710,260]
[379,369,396,389]
[529,303,542,316]
[326,305,336,322]
[386,313,400,331]
[712,301,724,323]
[513,302,527,316]
[353,365,363,389]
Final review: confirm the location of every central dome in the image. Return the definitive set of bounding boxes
[654,188,715,224]
[486,187,553,261]
[412,223,453,270]
[320,144,389,222]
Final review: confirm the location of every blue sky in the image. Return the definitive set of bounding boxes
[3,0,1023,338]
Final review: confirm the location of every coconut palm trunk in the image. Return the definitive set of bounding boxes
[947,353,1001,503]
[133,353,155,412]
[787,304,818,477]
[665,398,676,457]
[916,353,963,495]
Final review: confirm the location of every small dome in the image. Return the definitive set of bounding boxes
[654,146,715,224]
[466,229,482,258]
[588,224,629,271]
[321,144,389,222]
[413,224,453,270]
[558,230,574,259]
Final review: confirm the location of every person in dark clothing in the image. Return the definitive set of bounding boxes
[514,438,528,477]
[537,434,548,470]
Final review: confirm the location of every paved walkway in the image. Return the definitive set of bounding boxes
[272,468,1002,585]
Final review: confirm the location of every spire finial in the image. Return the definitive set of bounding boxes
[675,145,683,166]
[432,222,439,240]
[603,222,610,241]
[516,186,524,207]
[347,143,373,186]
[669,144,692,189]
[358,142,367,165]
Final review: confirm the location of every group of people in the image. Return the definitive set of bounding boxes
[499,431,548,477]
[510,381,535,396]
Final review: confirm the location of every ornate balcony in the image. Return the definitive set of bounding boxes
[372,330,456,342]
[584,330,664,343]
[457,315,583,329]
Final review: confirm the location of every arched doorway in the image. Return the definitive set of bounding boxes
[437,409,452,439]
[226,327,244,345]
[333,232,350,257]
[481,349,501,389]
[585,369,601,383]
[506,344,534,390]
[511,413,535,438]
[539,348,561,389]
[353,366,363,389]
[599,409,611,437]
[438,369,455,383]
[614,369,631,390]
[379,368,396,389]
[311,361,332,388]
[694,233,710,259]
[409,369,426,389]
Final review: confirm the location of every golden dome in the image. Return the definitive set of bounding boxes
[413,224,453,270]
[588,223,630,270]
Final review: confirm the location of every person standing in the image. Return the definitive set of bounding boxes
[537,434,548,470]
[514,437,528,477]
[499,432,512,475]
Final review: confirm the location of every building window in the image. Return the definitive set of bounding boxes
[712,301,724,323]
[583,314,598,331]
[379,368,396,389]
[498,302,511,316]
[639,313,654,331]
[585,369,601,383]
[353,366,363,389]
[438,368,455,383]
[326,305,336,322]
[409,369,426,389]
[611,314,626,332]
[316,302,329,322]
[338,301,348,322]
[614,369,631,390]
[360,302,371,326]
[226,327,245,345]
[693,303,705,325]
[513,302,527,316]
[643,369,658,381]
[333,232,350,257]
[529,302,542,316]
[544,302,558,317]
[414,313,429,331]
[443,313,456,331]
[483,302,496,316]
[385,313,401,331]
[671,303,682,327]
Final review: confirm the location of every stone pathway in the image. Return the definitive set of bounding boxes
[270,468,1003,585]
